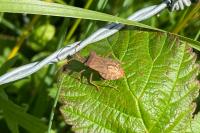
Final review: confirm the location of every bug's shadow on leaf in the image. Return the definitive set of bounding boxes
[62,59,102,82]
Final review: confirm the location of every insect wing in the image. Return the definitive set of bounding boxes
[88,57,108,73]
[100,61,124,80]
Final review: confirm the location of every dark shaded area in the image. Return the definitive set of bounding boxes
[62,59,102,82]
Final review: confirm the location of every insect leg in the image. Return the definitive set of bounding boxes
[73,53,86,63]
[77,69,86,82]
[101,80,119,92]
[89,73,100,91]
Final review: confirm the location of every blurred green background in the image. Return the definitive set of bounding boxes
[0,0,199,132]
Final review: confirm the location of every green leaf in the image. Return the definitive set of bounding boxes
[0,0,200,51]
[29,24,55,51]
[0,56,18,75]
[59,28,199,132]
[0,0,158,30]
[0,89,48,133]
[186,113,200,133]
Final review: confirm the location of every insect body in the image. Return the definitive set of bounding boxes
[85,52,124,80]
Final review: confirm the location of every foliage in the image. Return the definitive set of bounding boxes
[60,28,200,132]
[0,0,199,133]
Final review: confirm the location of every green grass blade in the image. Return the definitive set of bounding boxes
[0,0,158,30]
[0,90,48,133]
[0,0,199,51]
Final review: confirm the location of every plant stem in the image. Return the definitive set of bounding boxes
[172,3,200,33]
[7,15,40,59]
[194,30,200,41]
[47,19,68,132]
[47,74,64,133]
[0,13,21,35]
[65,0,93,42]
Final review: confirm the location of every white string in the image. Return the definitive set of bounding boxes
[0,0,193,85]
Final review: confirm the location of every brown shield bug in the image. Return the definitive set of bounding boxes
[64,51,124,90]
[85,51,124,80]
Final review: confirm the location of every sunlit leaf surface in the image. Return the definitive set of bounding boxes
[60,28,199,133]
